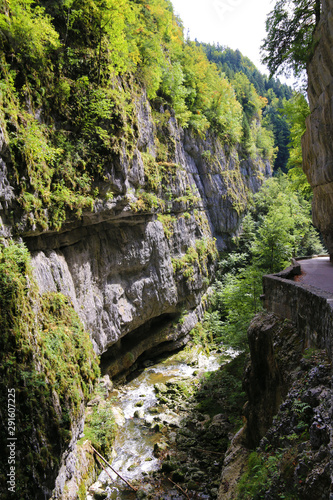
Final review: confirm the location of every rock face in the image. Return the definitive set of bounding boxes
[0,93,271,368]
[243,313,303,448]
[302,0,333,254]
[219,313,332,499]
[262,266,333,360]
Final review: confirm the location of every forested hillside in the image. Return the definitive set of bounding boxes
[200,43,293,172]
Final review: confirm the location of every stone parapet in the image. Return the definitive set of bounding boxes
[262,272,333,361]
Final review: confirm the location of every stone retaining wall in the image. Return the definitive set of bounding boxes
[262,268,333,361]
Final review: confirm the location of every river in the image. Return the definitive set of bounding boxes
[87,346,239,499]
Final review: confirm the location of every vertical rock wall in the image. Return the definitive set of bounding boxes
[302,0,333,254]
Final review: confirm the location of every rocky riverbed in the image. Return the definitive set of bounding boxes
[87,345,245,499]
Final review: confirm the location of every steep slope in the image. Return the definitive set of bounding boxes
[218,313,331,500]
[201,43,293,173]
[0,91,271,362]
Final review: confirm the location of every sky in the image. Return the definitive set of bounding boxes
[171,0,274,76]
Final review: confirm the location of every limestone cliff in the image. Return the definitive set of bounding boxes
[302,0,333,254]
[0,92,270,368]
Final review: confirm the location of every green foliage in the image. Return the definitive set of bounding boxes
[262,90,291,173]
[201,43,293,171]
[236,451,281,499]
[178,42,243,141]
[195,353,246,428]
[142,152,163,192]
[204,174,323,351]
[283,92,312,197]
[40,292,100,417]
[250,175,323,262]
[221,167,249,215]
[261,0,321,78]
[130,190,165,213]
[0,241,99,498]
[81,398,116,456]
[157,213,177,238]
[201,44,293,100]
[0,0,281,235]
[172,236,217,283]
[0,0,61,65]
[211,266,263,350]
[160,61,191,126]
[231,70,275,160]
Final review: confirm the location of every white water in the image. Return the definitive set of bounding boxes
[87,348,236,499]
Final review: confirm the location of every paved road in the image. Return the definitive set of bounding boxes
[297,256,333,294]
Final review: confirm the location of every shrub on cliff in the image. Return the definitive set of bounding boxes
[261,0,321,79]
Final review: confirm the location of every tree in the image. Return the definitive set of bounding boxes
[205,174,323,350]
[0,0,60,66]
[283,92,312,197]
[261,0,321,78]
[252,201,294,272]
[211,266,263,349]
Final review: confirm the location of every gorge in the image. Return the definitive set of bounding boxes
[0,0,332,499]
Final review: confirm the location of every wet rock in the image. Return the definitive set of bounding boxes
[151,422,163,432]
[154,383,168,394]
[186,479,200,491]
[92,490,107,500]
[87,396,102,407]
[158,396,169,404]
[294,460,309,480]
[148,407,159,414]
[89,481,105,496]
[112,407,125,426]
[191,470,205,481]
[171,470,185,482]
[99,375,113,397]
[136,490,148,499]
[134,409,144,419]
[143,360,154,367]
[310,421,330,450]
[153,441,169,457]
[161,460,177,473]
